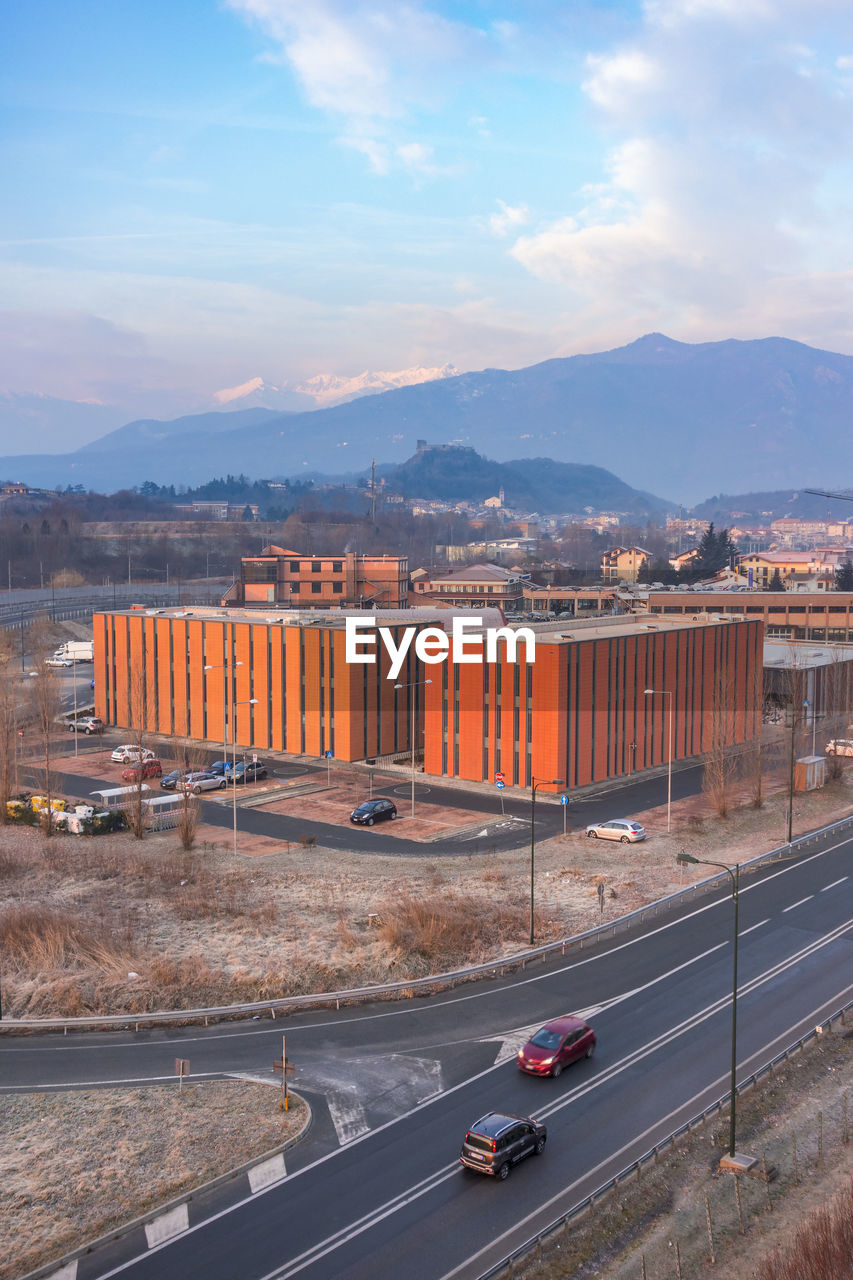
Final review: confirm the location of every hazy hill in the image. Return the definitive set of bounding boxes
[384,445,670,515]
[4,333,853,498]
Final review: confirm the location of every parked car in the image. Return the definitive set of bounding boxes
[460,1113,547,1179]
[517,1016,596,1077]
[825,739,853,757]
[68,716,104,735]
[121,759,163,782]
[179,771,228,794]
[350,798,397,826]
[585,819,646,843]
[207,760,231,776]
[45,656,73,668]
[110,745,156,764]
[160,769,185,791]
[228,761,268,784]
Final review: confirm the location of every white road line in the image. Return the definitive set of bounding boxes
[740,919,769,936]
[438,984,853,1280]
[822,877,848,891]
[783,896,814,912]
[13,832,853,1057]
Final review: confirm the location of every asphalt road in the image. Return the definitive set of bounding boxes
[3,825,852,1280]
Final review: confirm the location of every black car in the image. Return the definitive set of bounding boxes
[350,798,397,826]
[207,760,231,776]
[460,1113,547,1179]
[160,770,185,791]
[229,761,268,784]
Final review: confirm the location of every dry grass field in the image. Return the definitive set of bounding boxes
[1,1082,307,1280]
[1,761,852,1018]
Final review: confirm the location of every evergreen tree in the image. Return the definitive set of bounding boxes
[693,523,736,577]
[835,559,853,591]
[766,568,785,591]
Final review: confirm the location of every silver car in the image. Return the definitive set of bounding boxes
[180,771,228,794]
[585,819,646,843]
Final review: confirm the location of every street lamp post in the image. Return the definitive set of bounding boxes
[644,688,674,833]
[530,777,564,945]
[203,657,251,856]
[393,678,433,819]
[677,852,740,1160]
[72,657,78,758]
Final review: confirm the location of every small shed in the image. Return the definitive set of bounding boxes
[794,755,826,792]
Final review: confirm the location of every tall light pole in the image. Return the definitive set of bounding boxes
[530,777,564,945]
[230,697,258,856]
[204,659,243,759]
[393,678,432,818]
[72,657,78,758]
[644,688,673,833]
[677,852,740,1160]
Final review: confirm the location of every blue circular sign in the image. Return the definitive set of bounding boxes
[496,779,505,790]
[560,793,569,805]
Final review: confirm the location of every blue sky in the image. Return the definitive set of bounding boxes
[2,0,853,417]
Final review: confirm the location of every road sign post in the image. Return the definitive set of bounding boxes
[273,1034,295,1108]
[495,775,505,816]
[174,1058,190,1093]
[325,749,332,787]
[560,793,569,835]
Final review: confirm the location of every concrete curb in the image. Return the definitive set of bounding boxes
[18,1088,312,1280]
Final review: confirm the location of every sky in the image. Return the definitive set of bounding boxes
[3,0,853,418]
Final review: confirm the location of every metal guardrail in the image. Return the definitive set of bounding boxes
[477,994,853,1280]
[2,813,851,1034]
[0,590,224,629]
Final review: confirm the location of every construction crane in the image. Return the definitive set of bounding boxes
[803,488,853,503]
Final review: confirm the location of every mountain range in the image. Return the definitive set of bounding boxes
[2,334,853,502]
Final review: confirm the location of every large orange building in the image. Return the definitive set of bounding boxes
[94,607,761,790]
[225,546,408,609]
[422,614,761,787]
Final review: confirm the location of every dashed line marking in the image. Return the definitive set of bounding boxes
[822,877,849,891]
[740,919,769,936]
[783,896,814,913]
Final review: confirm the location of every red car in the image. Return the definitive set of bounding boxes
[121,759,163,782]
[517,1016,596,1078]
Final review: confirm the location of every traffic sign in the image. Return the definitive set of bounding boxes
[559,793,569,806]
[325,749,332,759]
[495,771,505,782]
[496,779,505,790]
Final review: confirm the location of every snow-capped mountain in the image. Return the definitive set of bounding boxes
[295,363,459,406]
[210,364,460,413]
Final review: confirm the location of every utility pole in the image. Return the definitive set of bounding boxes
[370,458,376,522]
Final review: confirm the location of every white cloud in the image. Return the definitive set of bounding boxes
[489,200,530,238]
[508,1,853,337]
[227,1,488,173]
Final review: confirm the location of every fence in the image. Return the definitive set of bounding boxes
[478,996,853,1280]
[1,811,850,1034]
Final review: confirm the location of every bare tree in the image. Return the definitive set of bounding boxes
[26,614,62,836]
[0,629,20,821]
[744,656,765,809]
[126,655,156,840]
[702,661,739,818]
[822,647,853,781]
[175,738,205,850]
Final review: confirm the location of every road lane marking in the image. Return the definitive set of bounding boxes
[91,918,853,1280]
[822,877,848,891]
[438,982,853,1280]
[740,919,769,935]
[248,1154,287,1193]
[9,831,852,1058]
[144,1204,188,1248]
[783,896,814,912]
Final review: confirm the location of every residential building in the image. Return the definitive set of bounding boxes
[735,549,845,589]
[173,500,260,520]
[409,562,529,610]
[225,545,409,609]
[522,585,621,616]
[601,546,651,583]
